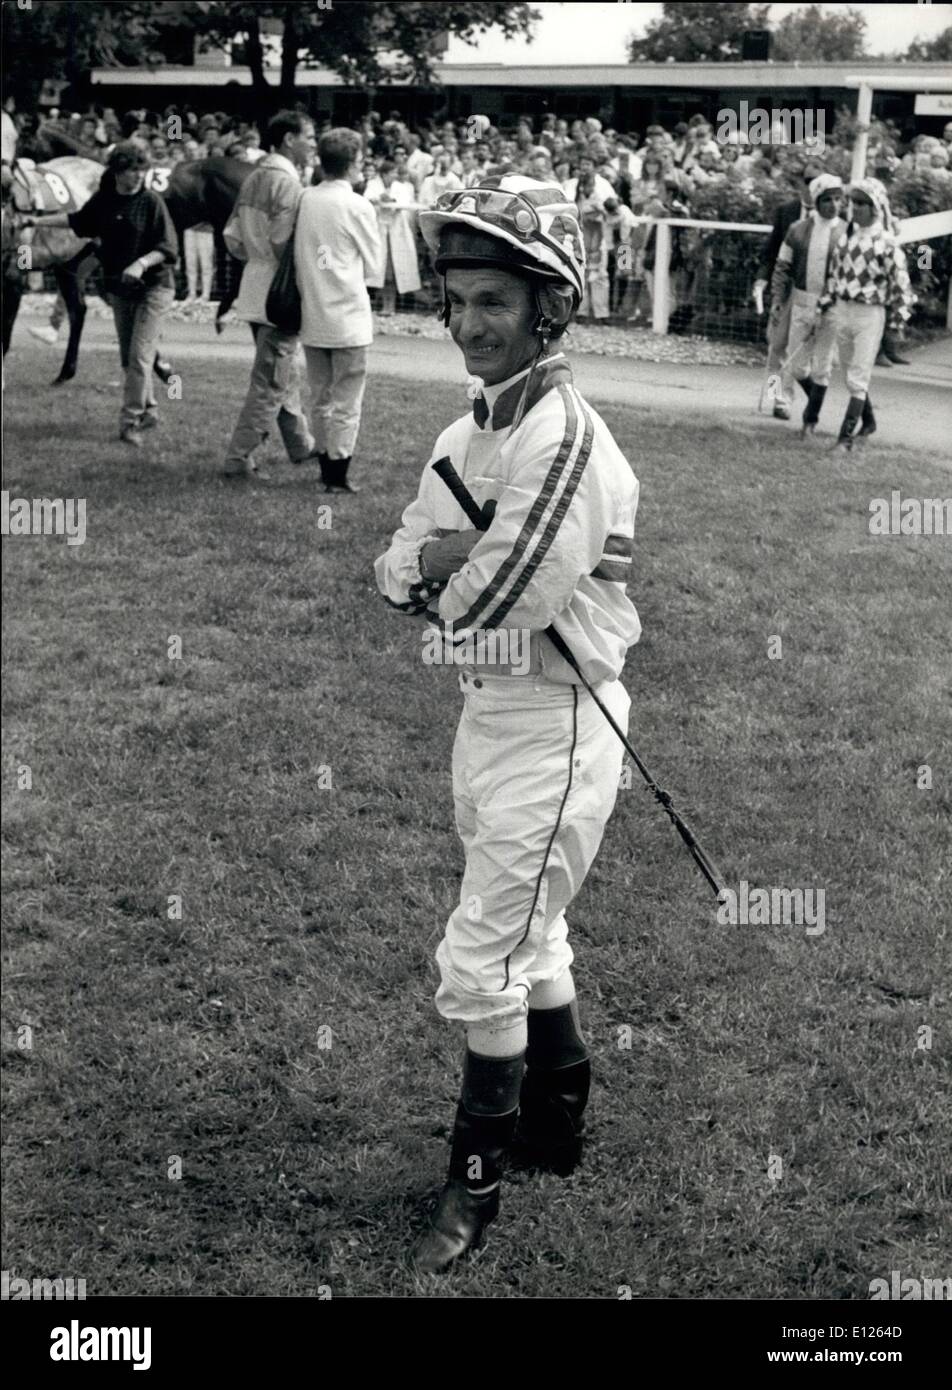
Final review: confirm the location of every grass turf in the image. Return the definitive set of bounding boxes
[2,340,950,1299]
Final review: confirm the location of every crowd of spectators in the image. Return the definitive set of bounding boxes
[7,96,952,329]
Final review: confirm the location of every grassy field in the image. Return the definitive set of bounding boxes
[2,338,949,1300]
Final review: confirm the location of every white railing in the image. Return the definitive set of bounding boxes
[618,210,952,336]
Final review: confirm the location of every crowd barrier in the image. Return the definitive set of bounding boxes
[32,206,952,344]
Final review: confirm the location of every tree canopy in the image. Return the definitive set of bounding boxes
[2,1,539,110]
[628,3,771,63]
[770,5,866,62]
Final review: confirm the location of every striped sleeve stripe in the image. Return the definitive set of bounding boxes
[455,389,589,633]
[592,560,630,583]
[604,534,633,557]
[483,389,595,629]
[592,533,633,582]
[453,386,584,633]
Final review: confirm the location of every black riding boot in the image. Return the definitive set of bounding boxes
[797,375,816,400]
[801,382,827,435]
[409,1051,523,1275]
[324,456,359,493]
[882,333,910,365]
[512,1001,591,1176]
[836,395,864,449]
[857,395,876,439]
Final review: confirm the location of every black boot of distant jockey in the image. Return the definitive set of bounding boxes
[511,1001,591,1177]
[324,456,359,494]
[882,333,910,365]
[856,395,876,441]
[409,1051,523,1276]
[797,375,816,400]
[801,382,827,436]
[835,394,864,450]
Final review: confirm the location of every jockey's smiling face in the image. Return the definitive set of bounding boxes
[445,267,540,387]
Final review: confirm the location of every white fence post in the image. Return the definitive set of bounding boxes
[851,81,874,184]
[652,219,672,335]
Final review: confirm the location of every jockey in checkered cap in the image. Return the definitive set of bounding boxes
[816,177,915,447]
[375,177,642,1275]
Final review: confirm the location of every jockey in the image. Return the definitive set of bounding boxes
[375,176,641,1274]
[816,177,915,448]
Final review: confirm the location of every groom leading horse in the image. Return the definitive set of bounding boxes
[2,133,252,384]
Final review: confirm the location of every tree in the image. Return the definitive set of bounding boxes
[628,2,771,63]
[903,26,952,62]
[1,1,169,109]
[187,1,539,107]
[771,5,866,62]
[2,1,539,114]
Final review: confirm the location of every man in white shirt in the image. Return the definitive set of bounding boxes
[294,128,382,492]
[405,133,434,194]
[419,150,463,208]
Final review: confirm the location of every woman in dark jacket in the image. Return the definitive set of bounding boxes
[24,142,178,446]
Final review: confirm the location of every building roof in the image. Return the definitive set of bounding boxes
[90,59,950,91]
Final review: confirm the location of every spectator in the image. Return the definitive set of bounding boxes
[576,170,611,321]
[631,151,669,207]
[419,149,463,208]
[405,132,434,193]
[178,129,215,304]
[689,149,726,187]
[199,120,223,157]
[528,149,553,181]
[460,147,481,188]
[221,108,318,479]
[1,96,16,176]
[364,160,421,315]
[565,153,615,205]
[79,116,100,149]
[243,128,266,163]
[23,142,178,446]
[605,194,641,318]
[295,127,381,492]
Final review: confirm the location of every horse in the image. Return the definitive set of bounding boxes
[2,154,254,384]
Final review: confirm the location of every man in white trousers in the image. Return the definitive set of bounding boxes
[816,179,914,449]
[768,174,846,435]
[295,128,381,492]
[375,177,641,1274]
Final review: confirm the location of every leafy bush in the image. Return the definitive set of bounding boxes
[671,162,951,342]
[887,168,952,325]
